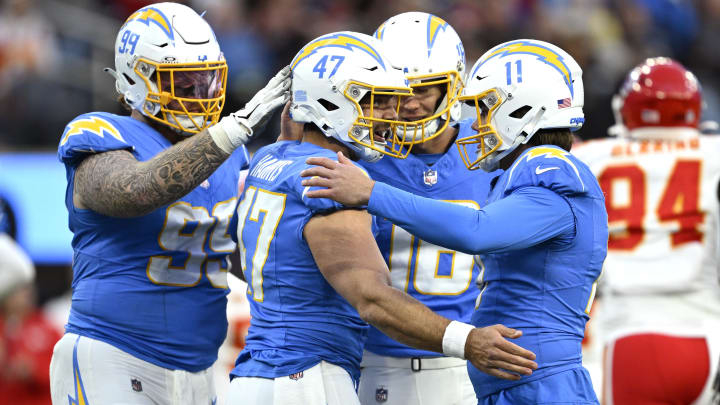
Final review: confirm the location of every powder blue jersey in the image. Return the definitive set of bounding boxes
[230,141,373,383]
[367,145,607,400]
[360,119,499,358]
[467,146,606,399]
[58,112,249,372]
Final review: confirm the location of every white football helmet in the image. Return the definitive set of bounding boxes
[458,39,585,171]
[290,32,414,162]
[374,12,465,143]
[106,2,227,134]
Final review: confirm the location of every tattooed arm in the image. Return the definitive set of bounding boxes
[72,66,292,217]
[73,132,230,218]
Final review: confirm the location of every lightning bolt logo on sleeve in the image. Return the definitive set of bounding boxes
[508,146,585,191]
[290,33,385,71]
[472,40,574,98]
[60,117,125,146]
[426,14,449,57]
[123,7,174,40]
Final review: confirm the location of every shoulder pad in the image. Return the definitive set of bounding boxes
[58,112,132,165]
[504,146,590,196]
[299,159,371,214]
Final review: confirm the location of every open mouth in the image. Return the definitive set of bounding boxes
[373,127,390,143]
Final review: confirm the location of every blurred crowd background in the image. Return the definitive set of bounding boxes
[2,0,720,153]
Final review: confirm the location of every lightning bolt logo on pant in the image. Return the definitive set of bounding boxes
[68,336,89,405]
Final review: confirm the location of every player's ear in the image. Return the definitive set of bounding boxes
[278,101,303,142]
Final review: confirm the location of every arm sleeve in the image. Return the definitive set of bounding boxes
[368,181,575,254]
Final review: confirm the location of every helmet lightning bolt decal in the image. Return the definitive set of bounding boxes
[61,117,125,146]
[374,20,387,40]
[426,15,449,57]
[68,336,89,405]
[473,40,574,97]
[123,7,174,40]
[290,33,385,71]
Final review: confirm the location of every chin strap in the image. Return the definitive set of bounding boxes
[103,67,121,82]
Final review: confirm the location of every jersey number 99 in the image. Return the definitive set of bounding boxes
[147,199,236,288]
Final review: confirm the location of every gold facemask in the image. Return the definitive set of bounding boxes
[456,88,505,170]
[399,70,464,145]
[135,58,228,133]
[343,80,421,159]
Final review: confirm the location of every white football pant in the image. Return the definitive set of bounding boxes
[358,351,476,405]
[226,360,360,405]
[49,333,216,405]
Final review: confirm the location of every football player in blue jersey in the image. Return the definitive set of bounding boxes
[226,31,538,405]
[356,12,498,405]
[48,3,290,404]
[301,39,607,404]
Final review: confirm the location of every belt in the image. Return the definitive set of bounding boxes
[360,350,466,372]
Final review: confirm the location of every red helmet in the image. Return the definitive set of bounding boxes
[613,57,701,136]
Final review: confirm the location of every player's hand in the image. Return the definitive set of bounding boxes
[208,66,291,153]
[465,324,537,381]
[278,100,303,141]
[233,65,292,133]
[301,151,373,206]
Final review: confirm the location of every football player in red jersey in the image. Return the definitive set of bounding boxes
[573,57,720,405]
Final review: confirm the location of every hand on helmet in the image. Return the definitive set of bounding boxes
[209,66,291,153]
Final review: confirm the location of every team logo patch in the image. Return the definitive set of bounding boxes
[423,168,438,186]
[289,371,304,380]
[131,378,143,392]
[375,386,388,402]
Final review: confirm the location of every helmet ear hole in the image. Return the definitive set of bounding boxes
[318,98,339,112]
[123,73,136,86]
[509,105,532,119]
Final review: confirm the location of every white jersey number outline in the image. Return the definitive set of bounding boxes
[147,198,237,288]
[235,186,286,302]
[388,200,478,295]
[599,160,703,250]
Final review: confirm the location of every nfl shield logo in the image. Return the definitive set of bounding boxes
[375,387,388,402]
[423,169,437,186]
[131,378,142,392]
